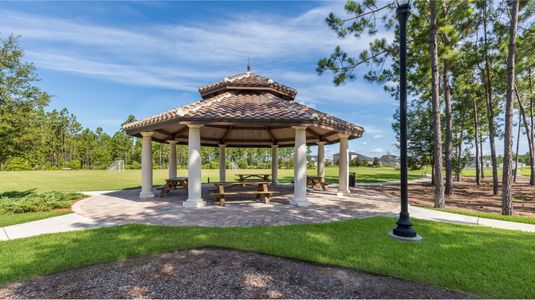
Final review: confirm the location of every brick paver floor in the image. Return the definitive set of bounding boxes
[73,185,399,227]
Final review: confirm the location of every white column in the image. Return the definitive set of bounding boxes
[271,145,279,184]
[338,133,350,197]
[139,131,155,198]
[219,144,226,182]
[317,141,325,179]
[168,140,177,178]
[292,126,309,207]
[184,124,205,208]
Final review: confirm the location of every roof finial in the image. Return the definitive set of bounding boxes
[247,58,251,72]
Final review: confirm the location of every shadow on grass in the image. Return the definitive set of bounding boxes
[1,217,534,298]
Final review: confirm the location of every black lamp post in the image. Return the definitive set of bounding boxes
[389,0,421,241]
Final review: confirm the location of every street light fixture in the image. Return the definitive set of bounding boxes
[389,0,421,242]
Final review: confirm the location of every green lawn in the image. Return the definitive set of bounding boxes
[0,217,533,298]
[461,166,531,177]
[0,167,427,192]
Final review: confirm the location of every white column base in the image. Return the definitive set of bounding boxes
[290,198,309,207]
[183,199,206,208]
[336,190,350,197]
[139,191,155,199]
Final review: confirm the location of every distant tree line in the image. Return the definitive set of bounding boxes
[0,35,312,171]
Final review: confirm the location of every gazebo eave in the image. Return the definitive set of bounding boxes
[125,119,363,147]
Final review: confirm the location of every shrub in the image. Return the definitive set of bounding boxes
[372,157,381,167]
[3,157,32,171]
[68,160,81,170]
[129,161,141,169]
[0,190,82,214]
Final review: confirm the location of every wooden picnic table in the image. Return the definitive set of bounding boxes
[235,173,271,182]
[211,181,277,206]
[307,176,329,191]
[160,176,188,197]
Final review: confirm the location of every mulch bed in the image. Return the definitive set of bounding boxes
[0,249,470,299]
[365,177,535,216]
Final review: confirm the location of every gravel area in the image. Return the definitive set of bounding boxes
[0,249,471,299]
[364,178,535,216]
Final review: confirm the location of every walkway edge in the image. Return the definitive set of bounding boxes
[409,206,535,233]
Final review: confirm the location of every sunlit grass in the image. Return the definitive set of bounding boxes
[0,167,426,192]
[0,217,534,298]
[461,166,531,177]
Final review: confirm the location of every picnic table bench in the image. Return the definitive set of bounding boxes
[211,181,278,206]
[235,173,271,182]
[307,176,329,191]
[159,176,188,197]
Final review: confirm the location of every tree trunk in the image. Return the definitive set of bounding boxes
[515,85,535,186]
[443,62,453,195]
[473,99,481,185]
[528,66,535,185]
[501,0,519,216]
[480,132,485,179]
[482,1,499,195]
[457,129,464,182]
[430,0,445,208]
[431,160,435,185]
[514,109,521,182]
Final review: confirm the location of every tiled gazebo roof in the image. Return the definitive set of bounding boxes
[123,71,364,147]
[198,72,297,100]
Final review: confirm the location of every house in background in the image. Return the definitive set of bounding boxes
[332,152,400,167]
[333,152,360,165]
[380,154,400,167]
[470,158,492,168]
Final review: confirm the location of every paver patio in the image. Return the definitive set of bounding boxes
[72,185,399,227]
[2,184,534,241]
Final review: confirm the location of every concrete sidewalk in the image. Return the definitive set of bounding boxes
[410,206,535,232]
[0,213,120,241]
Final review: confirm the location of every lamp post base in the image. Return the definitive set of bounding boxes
[390,212,420,241]
[388,231,422,242]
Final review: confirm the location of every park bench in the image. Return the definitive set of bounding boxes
[307,176,329,191]
[159,176,188,197]
[235,173,271,181]
[211,181,278,206]
[291,176,329,191]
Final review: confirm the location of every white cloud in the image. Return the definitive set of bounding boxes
[373,134,385,139]
[0,5,394,93]
[371,148,384,153]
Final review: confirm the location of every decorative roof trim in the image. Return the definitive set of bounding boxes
[198,71,297,100]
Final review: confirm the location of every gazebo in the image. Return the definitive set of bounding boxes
[123,69,364,208]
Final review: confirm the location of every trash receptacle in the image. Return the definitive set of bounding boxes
[349,172,356,187]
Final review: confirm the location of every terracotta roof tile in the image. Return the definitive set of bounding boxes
[198,71,297,100]
[123,91,363,136]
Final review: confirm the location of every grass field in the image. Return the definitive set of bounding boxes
[0,167,427,192]
[0,217,533,298]
[461,166,531,177]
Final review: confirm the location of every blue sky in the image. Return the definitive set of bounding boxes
[0,1,525,159]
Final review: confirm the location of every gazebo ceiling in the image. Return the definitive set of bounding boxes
[123,71,364,147]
